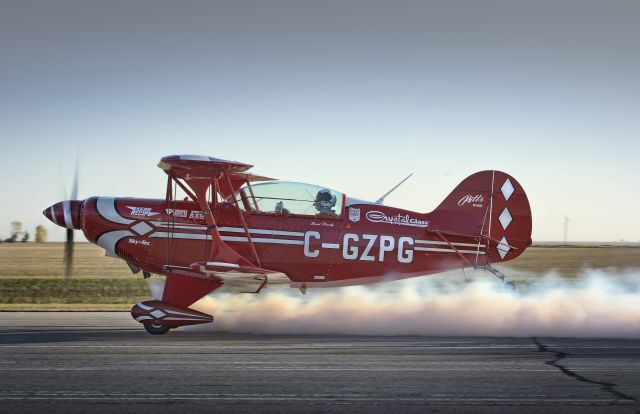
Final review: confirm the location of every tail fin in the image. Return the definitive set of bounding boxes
[430,170,532,263]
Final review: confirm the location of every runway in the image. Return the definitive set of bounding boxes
[1,313,639,413]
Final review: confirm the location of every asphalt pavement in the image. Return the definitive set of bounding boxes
[0,312,639,413]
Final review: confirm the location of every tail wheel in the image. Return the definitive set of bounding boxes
[504,281,517,292]
[143,323,171,335]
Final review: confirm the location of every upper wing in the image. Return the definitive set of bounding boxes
[158,154,276,196]
[158,154,254,175]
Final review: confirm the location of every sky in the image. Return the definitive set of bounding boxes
[1,0,639,242]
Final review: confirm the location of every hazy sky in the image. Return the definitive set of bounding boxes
[1,0,639,242]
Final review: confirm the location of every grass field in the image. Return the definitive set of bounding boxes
[0,243,148,309]
[0,243,132,278]
[0,242,638,310]
[501,244,640,275]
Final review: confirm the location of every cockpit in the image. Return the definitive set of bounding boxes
[237,181,344,218]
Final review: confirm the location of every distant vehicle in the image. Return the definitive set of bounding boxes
[44,155,532,334]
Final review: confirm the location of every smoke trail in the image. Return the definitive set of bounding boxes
[161,269,640,338]
[146,279,164,300]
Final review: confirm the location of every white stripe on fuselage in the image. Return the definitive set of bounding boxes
[152,223,483,250]
[147,230,484,254]
[149,221,484,251]
[151,222,305,238]
[415,240,486,248]
[220,227,305,237]
[414,246,485,255]
[149,232,304,245]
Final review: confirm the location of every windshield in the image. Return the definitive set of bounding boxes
[241,181,343,218]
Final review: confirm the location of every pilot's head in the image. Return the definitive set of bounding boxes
[314,189,336,213]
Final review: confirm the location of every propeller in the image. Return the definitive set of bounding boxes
[64,161,79,278]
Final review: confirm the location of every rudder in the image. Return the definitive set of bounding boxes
[429,170,532,264]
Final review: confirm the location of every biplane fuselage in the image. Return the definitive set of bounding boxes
[44,155,532,334]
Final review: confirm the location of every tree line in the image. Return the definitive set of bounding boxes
[1,221,47,243]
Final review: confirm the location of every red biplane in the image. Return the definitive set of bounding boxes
[44,155,532,334]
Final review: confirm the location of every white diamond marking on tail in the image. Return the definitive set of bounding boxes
[501,178,515,201]
[497,236,510,260]
[498,208,512,230]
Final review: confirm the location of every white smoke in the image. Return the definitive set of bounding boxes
[146,279,164,300]
[152,269,640,338]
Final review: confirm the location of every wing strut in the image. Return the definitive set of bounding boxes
[163,169,256,268]
[222,171,261,267]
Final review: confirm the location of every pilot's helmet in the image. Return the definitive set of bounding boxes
[314,189,336,212]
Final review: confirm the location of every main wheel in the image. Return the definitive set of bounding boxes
[143,322,171,335]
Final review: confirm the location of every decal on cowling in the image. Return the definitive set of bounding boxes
[126,206,160,217]
[165,208,188,218]
[128,239,151,246]
[189,211,205,220]
[163,208,204,219]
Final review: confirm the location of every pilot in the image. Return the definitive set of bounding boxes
[275,201,289,214]
[314,189,338,217]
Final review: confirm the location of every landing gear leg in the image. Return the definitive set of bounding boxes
[143,323,171,335]
[482,264,517,291]
[461,267,472,283]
